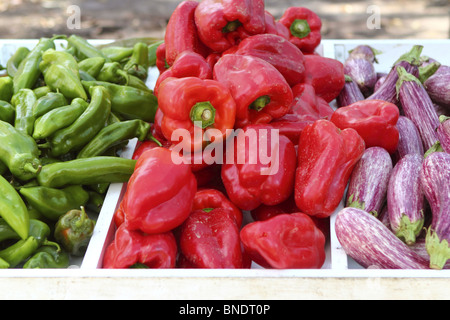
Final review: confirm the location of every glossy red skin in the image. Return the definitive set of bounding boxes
[221,124,297,211]
[240,212,326,269]
[295,119,365,218]
[164,0,209,66]
[331,99,400,154]
[303,55,345,103]
[278,7,322,53]
[263,10,289,39]
[158,76,236,152]
[179,208,243,268]
[155,42,168,74]
[213,54,293,128]
[122,147,197,234]
[103,222,177,269]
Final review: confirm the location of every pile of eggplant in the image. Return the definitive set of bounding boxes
[335,44,450,270]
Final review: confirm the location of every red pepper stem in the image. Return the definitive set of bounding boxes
[290,19,311,39]
[190,101,216,129]
[250,95,271,112]
[222,20,242,33]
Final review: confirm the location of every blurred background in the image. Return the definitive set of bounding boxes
[0,0,449,40]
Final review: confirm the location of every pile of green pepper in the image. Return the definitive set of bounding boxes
[0,35,161,268]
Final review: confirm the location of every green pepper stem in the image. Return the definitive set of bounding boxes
[23,163,41,175]
[290,19,311,39]
[249,95,270,112]
[190,101,216,129]
[222,20,242,33]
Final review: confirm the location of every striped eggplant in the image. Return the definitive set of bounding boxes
[396,66,440,151]
[420,152,450,270]
[392,115,424,164]
[346,147,393,217]
[373,73,387,92]
[336,75,365,108]
[436,115,450,153]
[335,207,430,269]
[424,65,450,108]
[387,154,425,245]
[368,45,423,105]
[344,46,378,96]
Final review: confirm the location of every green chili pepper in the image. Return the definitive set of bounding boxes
[0,218,21,243]
[6,46,30,78]
[13,37,55,94]
[85,191,105,214]
[0,174,29,240]
[20,185,89,221]
[54,206,96,256]
[33,86,52,99]
[100,46,133,62]
[0,100,15,124]
[148,40,164,67]
[32,92,68,118]
[126,75,152,92]
[82,80,157,122]
[0,76,13,102]
[0,219,52,268]
[0,257,9,269]
[36,156,136,188]
[123,42,149,80]
[97,62,129,84]
[42,86,111,157]
[66,35,110,61]
[11,88,37,136]
[0,120,41,181]
[33,97,89,140]
[77,119,150,158]
[78,57,106,78]
[39,49,87,100]
[79,70,97,81]
[22,243,70,269]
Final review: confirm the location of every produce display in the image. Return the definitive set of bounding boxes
[0,0,449,272]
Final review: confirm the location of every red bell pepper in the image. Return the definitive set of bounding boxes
[240,212,326,269]
[235,34,305,87]
[221,124,297,211]
[103,222,177,269]
[192,188,243,227]
[121,147,197,234]
[155,42,169,74]
[213,54,293,128]
[157,76,236,152]
[269,83,335,144]
[179,208,243,268]
[164,0,209,67]
[330,99,400,154]
[263,11,289,40]
[303,55,345,103]
[251,195,298,221]
[295,119,365,218]
[154,51,212,97]
[194,0,266,53]
[278,7,322,54]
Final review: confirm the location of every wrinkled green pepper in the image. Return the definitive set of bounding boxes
[0,119,41,181]
[77,119,150,158]
[100,46,133,62]
[54,206,96,256]
[0,100,15,124]
[33,97,89,140]
[78,56,106,78]
[86,191,105,214]
[126,75,152,92]
[6,46,30,78]
[0,76,13,102]
[37,156,136,188]
[22,243,70,269]
[66,35,110,61]
[0,218,21,243]
[123,42,149,80]
[0,257,9,269]
[33,86,51,99]
[97,62,129,84]
[39,49,87,100]
[11,88,37,136]
[13,37,55,94]
[20,185,89,221]
[82,80,157,122]
[42,86,111,157]
[32,91,68,118]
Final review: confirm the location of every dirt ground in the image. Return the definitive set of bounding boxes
[0,0,449,40]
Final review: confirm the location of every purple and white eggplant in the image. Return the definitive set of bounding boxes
[392,115,424,164]
[420,152,450,270]
[396,66,440,151]
[368,45,423,105]
[335,207,430,269]
[387,154,425,245]
[344,46,378,96]
[437,115,450,153]
[336,75,365,108]
[346,147,393,217]
[373,73,387,92]
[424,65,450,108]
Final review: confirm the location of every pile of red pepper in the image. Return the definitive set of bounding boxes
[103,0,402,269]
